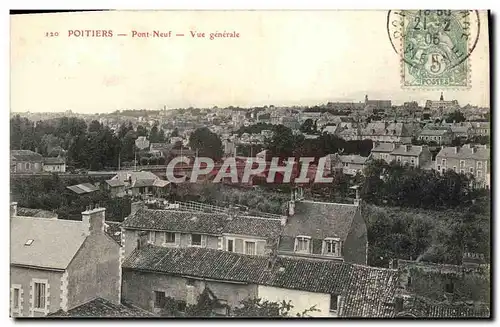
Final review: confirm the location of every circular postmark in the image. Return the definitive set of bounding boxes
[387,10,480,87]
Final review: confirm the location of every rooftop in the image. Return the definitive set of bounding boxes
[11,216,87,270]
[436,145,490,161]
[281,200,359,241]
[123,245,398,317]
[10,149,43,162]
[49,298,154,317]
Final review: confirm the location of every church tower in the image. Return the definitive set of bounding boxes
[440,92,444,101]
[364,94,369,105]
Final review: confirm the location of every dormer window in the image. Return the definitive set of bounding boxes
[323,238,341,256]
[294,236,311,253]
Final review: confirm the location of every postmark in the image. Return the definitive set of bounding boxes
[387,10,480,89]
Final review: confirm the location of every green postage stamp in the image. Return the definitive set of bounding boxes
[388,10,480,89]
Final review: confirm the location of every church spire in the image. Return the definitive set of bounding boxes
[440,92,444,101]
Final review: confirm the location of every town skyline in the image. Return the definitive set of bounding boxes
[11,11,490,114]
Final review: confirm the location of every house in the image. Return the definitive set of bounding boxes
[277,189,367,264]
[450,123,474,139]
[120,201,283,260]
[371,142,397,163]
[471,122,490,137]
[327,154,372,176]
[10,203,121,317]
[10,150,44,174]
[424,92,460,114]
[390,144,432,168]
[105,179,127,198]
[361,122,412,144]
[435,144,490,188]
[149,143,172,157]
[418,128,453,145]
[122,244,398,317]
[109,171,170,196]
[43,157,66,173]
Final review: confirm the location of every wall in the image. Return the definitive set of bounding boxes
[257,285,331,317]
[14,161,43,173]
[122,270,258,313]
[343,208,368,265]
[10,266,63,317]
[222,235,267,255]
[66,233,121,310]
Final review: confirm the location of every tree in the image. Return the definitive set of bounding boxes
[445,110,466,123]
[149,123,160,143]
[188,127,223,160]
[233,298,318,317]
[299,119,315,134]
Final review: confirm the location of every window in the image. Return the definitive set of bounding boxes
[477,161,482,169]
[34,282,46,310]
[165,232,176,244]
[477,170,482,178]
[245,241,256,255]
[460,160,465,168]
[437,165,441,171]
[154,291,165,308]
[227,239,234,252]
[445,281,454,294]
[25,162,30,170]
[186,278,195,286]
[441,159,446,167]
[12,287,20,310]
[397,156,401,162]
[460,169,465,174]
[469,167,474,174]
[330,294,339,312]
[452,166,457,172]
[407,276,412,286]
[295,236,310,253]
[191,234,202,246]
[324,239,340,256]
[148,231,156,244]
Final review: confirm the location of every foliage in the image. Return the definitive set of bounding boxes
[188,127,223,160]
[444,110,466,123]
[235,122,274,136]
[233,298,318,317]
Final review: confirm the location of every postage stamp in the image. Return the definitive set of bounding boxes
[387,10,480,89]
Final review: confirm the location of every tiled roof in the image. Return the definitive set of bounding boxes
[372,143,395,153]
[66,183,99,194]
[391,145,424,156]
[123,246,398,318]
[49,298,154,317]
[11,216,87,270]
[17,207,57,218]
[113,171,159,182]
[105,221,122,245]
[419,129,450,136]
[10,150,43,162]
[122,208,227,235]
[43,157,65,165]
[436,145,490,161]
[281,200,358,241]
[339,155,370,165]
[400,297,490,318]
[122,208,281,239]
[105,179,126,187]
[225,215,282,239]
[131,178,156,188]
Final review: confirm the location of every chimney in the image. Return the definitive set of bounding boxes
[10,202,18,217]
[82,205,106,235]
[288,200,295,216]
[137,231,149,250]
[351,185,361,206]
[454,146,459,154]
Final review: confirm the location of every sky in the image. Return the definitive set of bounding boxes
[10,10,490,113]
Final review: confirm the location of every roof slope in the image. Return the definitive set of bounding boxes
[10,150,43,161]
[17,207,57,219]
[122,207,281,238]
[11,216,87,270]
[123,246,397,317]
[281,200,358,240]
[49,298,154,317]
[436,145,490,160]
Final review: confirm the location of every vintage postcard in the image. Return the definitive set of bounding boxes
[9,10,491,319]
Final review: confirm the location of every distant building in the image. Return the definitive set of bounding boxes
[10,204,121,317]
[371,143,432,168]
[435,144,490,188]
[109,171,169,196]
[326,153,372,176]
[361,122,412,143]
[424,92,460,114]
[418,128,453,145]
[364,94,392,110]
[10,150,43,174]
[43,157,66,173]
